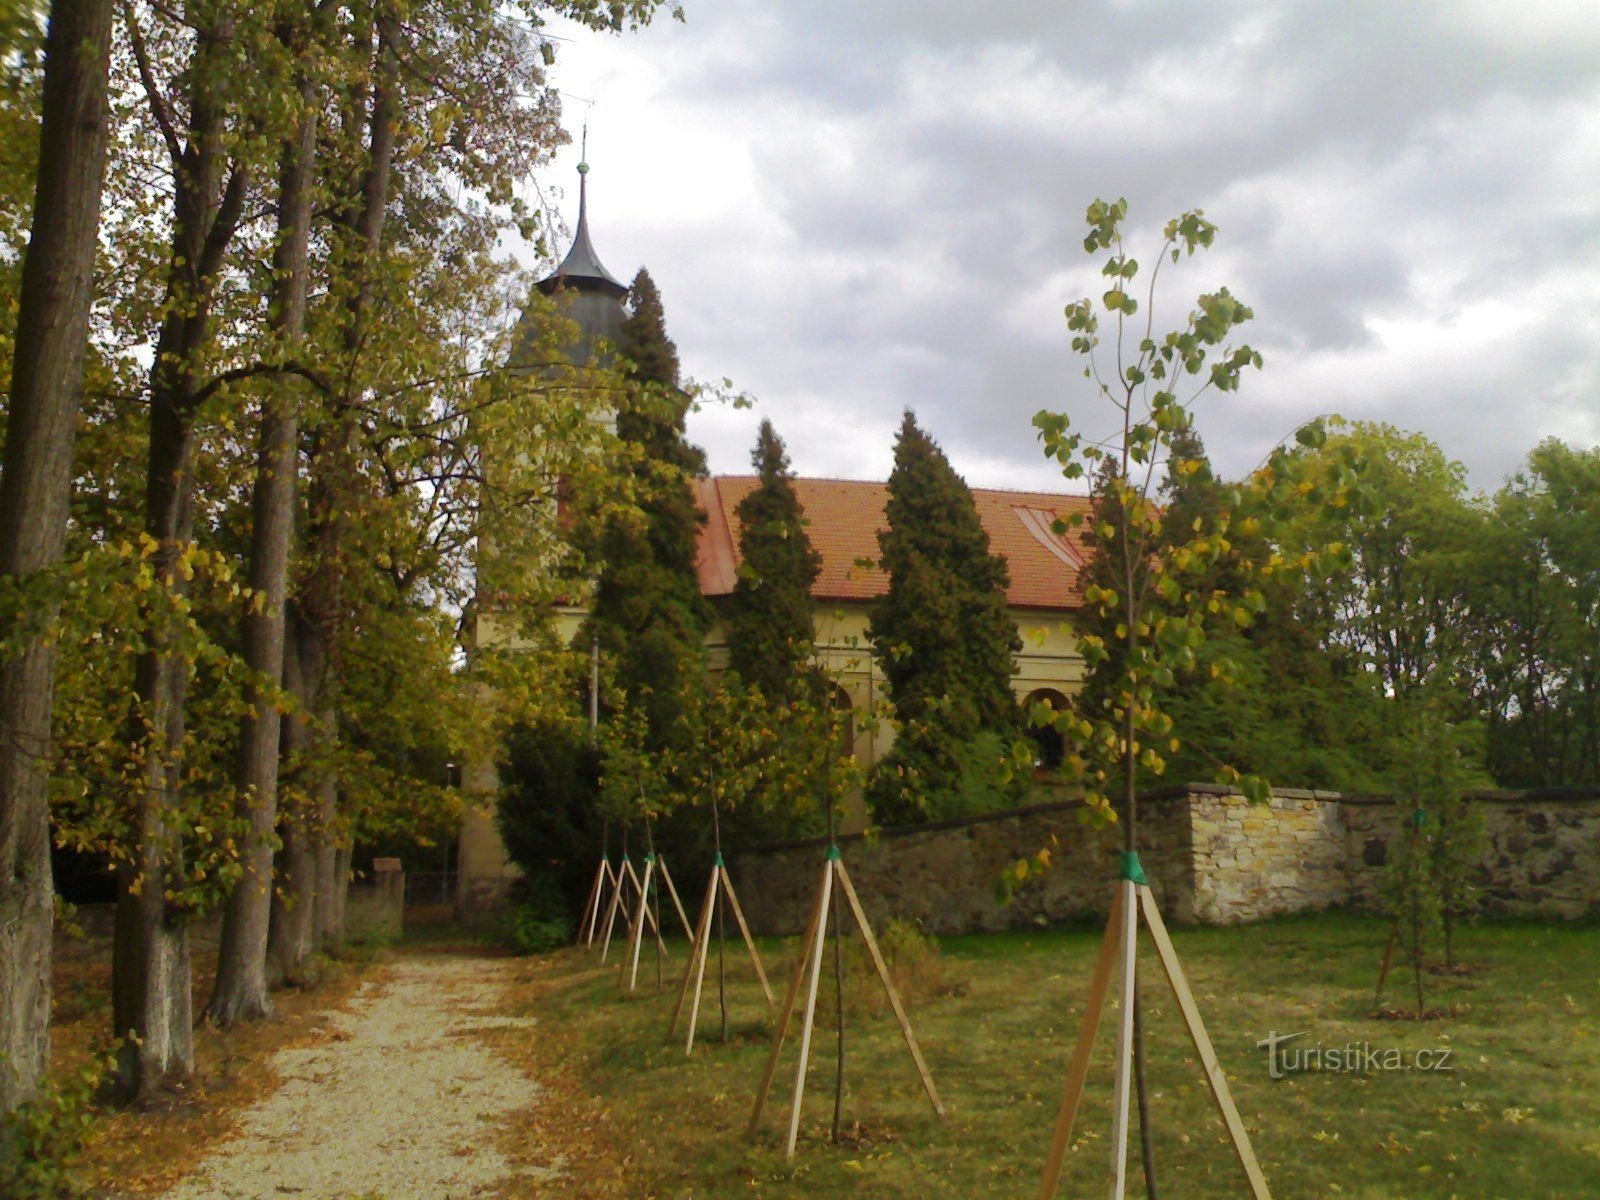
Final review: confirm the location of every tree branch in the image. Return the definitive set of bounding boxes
[189,361,334,409]
[125,2,183,166]
[197,162,250,282]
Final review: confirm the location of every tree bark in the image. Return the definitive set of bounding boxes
[267,611,320,981]
[0,0,114,1127]
[206,37,319,1027]
[298,4,401,954]
[113,2,249,1101]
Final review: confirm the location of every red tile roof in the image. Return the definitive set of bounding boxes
[696,476,1093,611]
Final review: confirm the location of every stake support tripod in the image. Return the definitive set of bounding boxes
[669,852,775,1052]
[749,845,944,1159]
[1038,852,1271,1200]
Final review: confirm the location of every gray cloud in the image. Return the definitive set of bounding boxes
[535,0,1600,495]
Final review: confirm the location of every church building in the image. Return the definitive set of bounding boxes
[457,162,1093,914]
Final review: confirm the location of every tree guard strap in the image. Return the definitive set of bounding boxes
[714,852,725,868]
[1120,851,1147,884]
[826,844,842,862]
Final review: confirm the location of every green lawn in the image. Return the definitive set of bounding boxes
[508,912,1600,1199]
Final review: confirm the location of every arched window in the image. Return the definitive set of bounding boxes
[1023,688,1069,771]
[830,684,855,761]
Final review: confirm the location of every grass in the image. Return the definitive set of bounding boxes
[501,911,1600,1199]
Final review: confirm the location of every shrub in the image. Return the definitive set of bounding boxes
[0,1048,115,1200]
[500,902,571,956]
[806,918,952,1018]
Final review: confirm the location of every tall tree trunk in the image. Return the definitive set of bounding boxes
[206,48,318,1027]
[112,3,248,1101]
[0,0,114,1128]
[114,365,202,1100]
[313,778,347,953]
[267,611,320,981]
[300,5,400,954]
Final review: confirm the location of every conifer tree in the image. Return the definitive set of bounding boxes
[589,268,711,747]
[867,411,1022,822]
[725,419,822,702]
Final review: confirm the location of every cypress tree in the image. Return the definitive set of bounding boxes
[725,420,822,702]
[867,411,1022,821]
[589,268,711,748]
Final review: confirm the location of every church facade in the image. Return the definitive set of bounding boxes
[456,165,1093,914]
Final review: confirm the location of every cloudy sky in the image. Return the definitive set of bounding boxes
[527,0,1600,495]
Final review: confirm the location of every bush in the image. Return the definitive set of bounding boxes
[496,716,603,921]
[867,727,1031,826]
[805,918,952,1018]
[0,1049,115,1200]
[500,902,571,956]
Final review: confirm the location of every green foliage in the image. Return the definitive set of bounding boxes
[1140,423,1394,790]
[1036,199,1357,829]
[1473,439,1600,786]
[868,411,1026,823]
[1281,422,1480,702]
[1380,694,1490,1011]
[0,1047,115,1199]
[495,710,602,920]
[671,675,858,845]
[499,901,571,956]
[724,419,822,702]
[587,268,712,754]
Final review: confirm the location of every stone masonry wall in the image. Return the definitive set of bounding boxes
[1343,791,1600,920]
[727,786,1600,934]
[727,791,1195,937]
[1187,787,1347,923]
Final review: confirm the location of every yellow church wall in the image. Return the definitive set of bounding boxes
[458,601,1085,910]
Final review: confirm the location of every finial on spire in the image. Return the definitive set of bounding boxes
[537,121,626,298]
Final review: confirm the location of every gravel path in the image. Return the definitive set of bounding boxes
[161,955,554,1200]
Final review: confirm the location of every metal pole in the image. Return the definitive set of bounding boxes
[589,635,600,733]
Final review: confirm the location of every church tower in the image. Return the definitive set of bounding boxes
[458,153,630,920]
[533,156,629,364]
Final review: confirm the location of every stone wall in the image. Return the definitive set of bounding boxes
[1187,788,1347,923]
[726,785,1600,934]
[727,791,1195,937]
[1343,790,1600,920]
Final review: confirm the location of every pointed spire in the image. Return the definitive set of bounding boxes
[539,136,627,298]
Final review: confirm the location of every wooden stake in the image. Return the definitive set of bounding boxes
[624,856,657,992]
[833,859,944,1116]
[785,858,835,1158]
[1138,887,1272,1200]
[657,857,695,940]
[749,864,828,1135]
[1037,877,1273,1200]
[721,868,775,1009]
[578,858,605,945]
[581,858,616,947]
[1037,885,1124,1200]
[670,867,719,1037]
[1106,879,1139,1200]
[599,857,636,962]
[670,862,778,1053]
[682,875,717,1054]
[751,851,946,1155]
